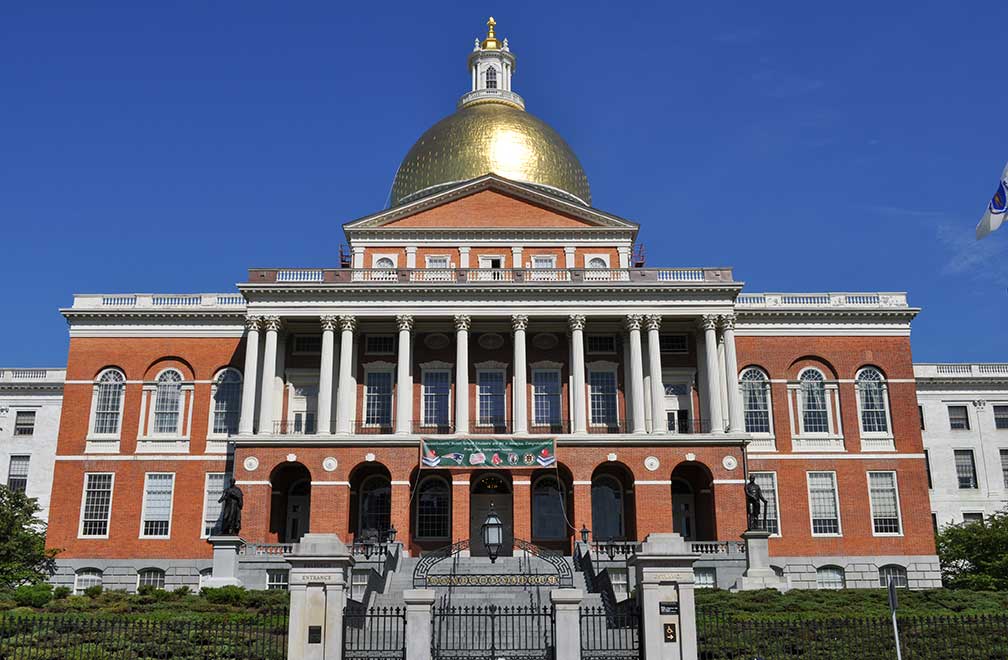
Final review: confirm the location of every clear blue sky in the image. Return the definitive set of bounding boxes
[2,1,1006,366]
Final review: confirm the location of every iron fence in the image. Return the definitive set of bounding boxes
[0,614,288,659]
[697,612,1008,659]
[431,604,554,660]
[580,605,643,660]
[342,606,405,660]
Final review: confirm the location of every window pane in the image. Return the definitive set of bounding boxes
[857,370,888,433]
[212,371,242,435]
[532,370,562,426]
[1001,450,1008,489]
[94,370,124,434]
[954,450,978,489]
[589,371,618,426]
[267,569,289,590]
[963,512,983,524]
[817,566,845,589]
[869,472,901,534]
[14,411,35,436]
[751,472,779,534]
[364,372,393,425]
[81,473,113,536]
[416,478,450,539]
[808,472,839,534]
[586,336,616,353]
[532,477,566,540]
[359,477,391,535]
[996,406,1008,430]
[800,371,829,433]
[741,369,770,433]
[142,474,174,537]
[422,371,451,427]
[879,565,907,588]
[153,371,182,434]
[138,569,165,590]
[203,473,225,536]
[591,479,623,541]
[7,456,29,493]
[948,405,970,430]
[477,371,506,425]
[75,569,103,594]
[365,335,395,354]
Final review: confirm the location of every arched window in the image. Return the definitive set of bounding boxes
[799,369,829,433]
[137,568,166,590]
[374,257,394,269]
[415,476,450,540]
[532,476,567,540]
[878,564,907,588]
[153,369,183,434]
[816,565,846,590]
[359,475,391,537]
[587,257,608,269]
[485,66,497,89]
[74,568,103,594]
[93,369,125,435]
[856,367,890,434]
[198,568,213,590]
[740,368,771,433]
[211,368,242,436]
[591,475,624,541]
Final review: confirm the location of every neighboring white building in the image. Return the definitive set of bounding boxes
[915,363,1008,529]
[0,368,64,521]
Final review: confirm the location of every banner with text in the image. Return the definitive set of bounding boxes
[420,438,556,469]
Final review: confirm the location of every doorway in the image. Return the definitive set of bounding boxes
[469,472,513,557]
[671,478,694,540]
[286,479,310,542]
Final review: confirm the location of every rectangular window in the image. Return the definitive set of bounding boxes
[751,472,780,535]
[868,471,902,535]
[80,473,114,537]
[364,371,393,426]
[14,411,35,436]
[267,569,290,591]
[996,405,1008,430]
[585,335,616,354]
[422,370,451,427]
[954,449,978,489]
[963,512,984,524]
[924,450,932,489]
[800,383,830,434]
[365,335,395,355]
[918,405,925,431]
[426,255,450,269]
[530,255,556,268]
[477,371,506,426]
[531,370,562,427]
[202,473,226,537]
[588,370,618,427]
[7,456,29,493]
[141,473,174,538]
[931,513,938,536]
[948,405,970,430]
[659,334,688,354]
[292,335,322,354]
[1001,450,1008,489]
[807,472,841,535]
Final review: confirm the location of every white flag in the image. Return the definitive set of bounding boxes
[976,161,1008,239]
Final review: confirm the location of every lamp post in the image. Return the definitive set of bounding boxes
[580,524,591,544]
[481,502,504,563]
[386,525,398,544]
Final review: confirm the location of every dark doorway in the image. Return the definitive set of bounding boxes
[469,472,513,557]
[269,462,312,543]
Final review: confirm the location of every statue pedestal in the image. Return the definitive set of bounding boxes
[286,534,354,660]
[733,529,790,592]
[629,533,700,660]
[203,535,243,588]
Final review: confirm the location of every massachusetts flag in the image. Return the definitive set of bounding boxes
[976,161,1008,239]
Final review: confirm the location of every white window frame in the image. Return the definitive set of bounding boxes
[201,472,226,538]
[420,362,453,428]
[531,366,563,427]
[953,448,979,489]
[425,254,451,269]
[6,455,30,493]
[362,363,395,428]
[87,368,126,441]
[749,471,782,537]
[855,367,894,450]
[475,365,507,427]
[583,253,610,269]
[948,405,971,431]
[806,471,842,537]
[788,368,844,451]
[867,470,903,537]
[13,410,36,436]
[136,568,166,591]
[529,254,557,268]
[74,568,103,595]
[739,367,775,448]
[267,569,290,590]
[207,367,242,440]
[587,362,620,427]
[371,253,399,268]
[139,472,176,539]
[198,568,213,590]
[878,564,908,588]
[816,565,846,590]
[78,472,115,539]
[414,474,452,541]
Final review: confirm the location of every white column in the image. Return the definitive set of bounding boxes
[351,247,364,269]
[563,247,576,269]
[551,589,584,660]
[511,246,523,270]
[404,589,436,660]
[700,315,724,434]
[317,316,337,435]
[512,315,529,434]
[626,315,647,434]
[717,331,729,431]
[618,246,631,269]
[459,247,471,269]
[569,315,587,434]
[395,315,414,434]
[454,315,470,434]
[645,315,666,434]
[335,316,357,434]
[238,317,261,435]
[721,315,745,433]
[257,316,281,434]
[406,246,417,269]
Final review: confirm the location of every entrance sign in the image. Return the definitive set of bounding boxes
[421,438,556,469]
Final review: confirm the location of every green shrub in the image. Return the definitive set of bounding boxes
[52,586,71,599]
[200,585,246,605]
[12,583,52,607]
[137,585,157,596]
[84,585,103,598]
[172,586,191,597]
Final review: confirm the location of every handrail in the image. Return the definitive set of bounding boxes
[246,267,736,284]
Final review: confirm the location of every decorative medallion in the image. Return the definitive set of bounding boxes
[685,452,696,462]
[532,333,558,350]
[478,333,505,350]
[424,333,450,350]
[286,453,297,463]
[644,456,660,472]
[243,456,259,472]
[722,456,738,471]
[607,452,617,462]
[322,457,338,472]
[365,452,376,462]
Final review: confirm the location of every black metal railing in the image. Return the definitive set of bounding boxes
[342,606,406,660]
[431,604,554,660]
[580,605,643,660]
[665,418,714,434]
[353,421,394,434]
[0,614,288,659]
[413,420,455,435]
[273,418,317,435]
[587,420,628,434]
[528,419,571,434]
[468,419,513,434]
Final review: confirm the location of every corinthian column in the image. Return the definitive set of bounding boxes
[238,316,261,435]
[335,315,356,434]
[512,315,529,434]
[395,315,414,434]
[645,315,666,434]
[316,315,337,435]
[625,314,647,434]
[454,315,471,435]
[569,315,587,434]
[258,316,282,434]
[721,315,745,433]
[700,315,724,434]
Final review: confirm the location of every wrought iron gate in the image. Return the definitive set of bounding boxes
[342,605,406,660]
[579,604,644,660]
[431,603,555,660]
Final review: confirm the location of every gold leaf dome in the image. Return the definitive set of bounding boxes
[389,102,592,207]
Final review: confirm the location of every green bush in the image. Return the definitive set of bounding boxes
[200,585,246,606]
[83,585,102,598]
[52,586,71,599]
[172,586,190,597]
[12,583,52,607]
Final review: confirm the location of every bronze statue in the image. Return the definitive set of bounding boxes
[745,474,767,531]
[215,478,244,535]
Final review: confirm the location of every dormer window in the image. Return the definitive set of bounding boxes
[485,66,497,89]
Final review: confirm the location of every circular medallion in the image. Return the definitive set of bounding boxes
[322,457,338,472]
[685,452,696,462]
[286,453,297,463]
[243,456,259,472]
[365,452,376,462]
[532,333,558,350]
[478,333,505,350]
[607,452,618,462]
[722,455,738,471]
[424,333,450,350]
[644,456,660,472]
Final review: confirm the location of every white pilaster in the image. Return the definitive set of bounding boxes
[454,315,470,434]
[512,315,529,434]
[395,315,414,435]
[238,316,261,435]
[459,247,471,269]
[335,316,357,434]
[569,315,587,434]
[700,316,724,434]
[351,247,364,270]
[511,246,523,269]
[645,315,666,434]
[721,315,745,433]
[617,246,631,269]
[626,315,647,434]
[317,316,337,435]
[258,316,281,435]
[563,247,576,269]
[406,246,417,269]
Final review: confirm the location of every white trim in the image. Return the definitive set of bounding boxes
[234,480,272,486]
[572,480,592,485]
[58,454,227,462]
[136,567,167,591]
[371,253,399,269]
[200,472,226,539]
[86,368,126,441]
[854,367,895,450]
[867,470,903,537]
[711,479,747,484]
[78,472,115,539]
[73,568,104,595]
[311,481,351,486]
[362,363,395,428]
[749,453,925,460]
[474,360,509,370]
[390,480,410,485]
[806,470,842,537]
[584,253,611,269]
[138,472,176,539]
[529,360,564,369]
[587,362,620,427]
[634,480,672,485]
[475,367,507,426]
[420,366,453,427]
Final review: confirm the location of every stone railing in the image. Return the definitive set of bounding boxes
[457,88,525,109]
[690,541,746,556]
[238,542,294,557]
[248,267,734,285]
[736,292,909,308]
[915,363,1008,378]
[71,293,246,310]
[0,368,65,383]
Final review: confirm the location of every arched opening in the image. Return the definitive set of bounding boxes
[530,465,574,554]
[670,462,716,541]
[349,463,392,542]
[470,471,513,557]
[485,65,497,89]
[269,462,312,543]
[591,463,636,541]
[411,470,452,552]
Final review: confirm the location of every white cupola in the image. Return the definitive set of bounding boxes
[459,17,524,110]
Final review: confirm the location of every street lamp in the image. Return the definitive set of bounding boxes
[386,525,398,544]
[580,524,591,544]
[481,502,504,563]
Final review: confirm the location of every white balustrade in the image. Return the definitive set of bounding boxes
[276,269,324,283]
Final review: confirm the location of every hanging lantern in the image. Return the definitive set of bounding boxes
[580,524,591,544]
[481,502,504,563]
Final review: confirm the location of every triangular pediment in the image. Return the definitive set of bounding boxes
[344,175,638,233]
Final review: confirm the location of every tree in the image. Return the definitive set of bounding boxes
[936,510,1008,590]
[0,486,58,591]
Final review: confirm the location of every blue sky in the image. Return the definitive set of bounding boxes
[2,0,1006,366]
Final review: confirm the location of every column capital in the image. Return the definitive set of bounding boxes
[320,315,338,332]
[624,314,643,331]
[458,246,471,254]
[454,314,471,331]
[644,314,662,332]
[699,314,718,331]
[338,315,357,332]
[719,314,736,331]
[244,315,262,331]
[405,246,417,254]
[511,314,529,331]
[568,314,586,331]
[262,315,283,332]
[396,314,415,332]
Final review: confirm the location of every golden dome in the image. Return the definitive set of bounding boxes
[389,102,592,207]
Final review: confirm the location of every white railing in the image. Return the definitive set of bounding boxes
[238,542,293,556]
[101,295,136,306]
[73,294,246,310]
[792,436,846,452]
[655,268,705,282]
[746,436,776,452]
[466,269,517,283]
[351,269,399,283]
[582,268,631,282]
[691,541,745,556]
[276,269,324,283]
[457,88,525,109]
[736,292,908,309]
[915,363,1008,378]
[860,437,896,452]
[0,369,65,383]
[152,295,201,306]
[216,294,245,305]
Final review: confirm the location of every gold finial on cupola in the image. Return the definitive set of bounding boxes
[481,16,501,49]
